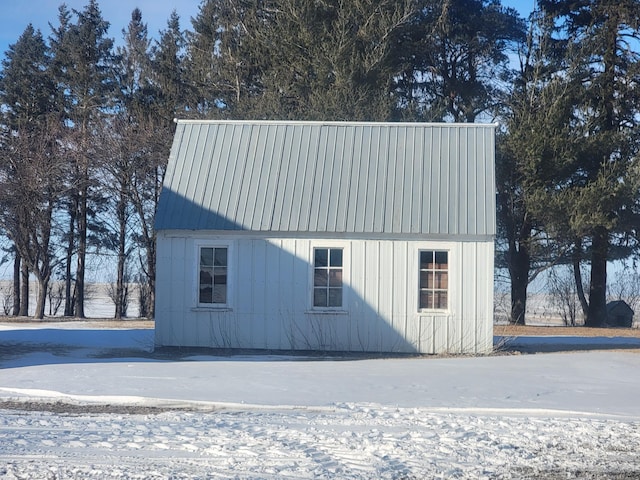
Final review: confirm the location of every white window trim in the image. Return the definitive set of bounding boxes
[308,241,349,313]
[193,240,233,310]
[416,246,451,314]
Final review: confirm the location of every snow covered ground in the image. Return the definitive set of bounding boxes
[1,322,640,479]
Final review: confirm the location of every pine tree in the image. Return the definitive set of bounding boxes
[49,0,116,318]
[102,8,154,319]
[496,8,576,324]
[185,0,271,117]
[397,0,525,122]
[151,10,187,121]
[126,11,189,318]
[185,0,415,120]
[535,0,640,326]
[0,25,65,319]
[262,0,415,120]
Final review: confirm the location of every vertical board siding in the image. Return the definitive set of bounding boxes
[461,242,479,353]
[477,241,495,352]
[391,241,408,350]
[448,243,463,353]
[154,235,172,345]
[155,235,494,354]
[264,240,281,349]
[360,240,379,351]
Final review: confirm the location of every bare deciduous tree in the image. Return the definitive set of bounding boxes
[0,121,67,318]
[547,266,584,326]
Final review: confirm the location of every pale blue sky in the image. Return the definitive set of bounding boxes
[0,0,535,59]
[0,0,201,57]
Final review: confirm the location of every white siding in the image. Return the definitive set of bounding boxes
[155,233,494,354]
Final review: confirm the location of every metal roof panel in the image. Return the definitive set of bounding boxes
[155,120,497,236]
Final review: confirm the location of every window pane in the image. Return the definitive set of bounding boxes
[420,291,432,309]
[200,265,213,303]
[419,271,427,289]
[200,267,213,287]
[420,251,432,269]
[328,288,342,307]
[314,288,327,307]
[314,248,328,267]
[420,271,434,289]
[200,247,213,267]
[213,267,227,286]
[314,268,328,287]
[212,284,227,303]
[200,286,212,303]
[435,251,448,269]
[330,248,343,267]
[329,269,342,287]
[214,248,227,267]
[434,291,448,309]
[435,271,448,289]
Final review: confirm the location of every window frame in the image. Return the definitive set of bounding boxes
[310,243,348,311]
[418,249,449,312]
[194,241,232,309]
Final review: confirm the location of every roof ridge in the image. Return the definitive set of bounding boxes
[173,119,499,128]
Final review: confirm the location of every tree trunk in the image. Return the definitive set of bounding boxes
[585,227,608,327]
[115,259,125,319]
[12,251,21,316]
[583,14,615,328]
[572,243,588,321]
[507,219,532,325]
[115,190,127,319]
[33,275,50,320]
[144,163,163,319]
[19,261,29,316]
[509,246,530,325]
[64,199,77,316]
[75,183,87,319]
[146,241,156,318]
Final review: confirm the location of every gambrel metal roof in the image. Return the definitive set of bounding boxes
[155,120,496,236]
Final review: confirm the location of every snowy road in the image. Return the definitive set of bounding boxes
[1,323,640,478]
[2,405,640,479]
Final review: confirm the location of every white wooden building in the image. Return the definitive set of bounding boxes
[154,120,496,354]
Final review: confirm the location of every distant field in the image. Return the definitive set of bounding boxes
[0,316,153,329]
[496,324,640,338]
[0,281,143,318]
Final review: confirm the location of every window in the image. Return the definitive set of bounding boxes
[313,247,343,308]
[419,250,448,310]
[199,246,228,304]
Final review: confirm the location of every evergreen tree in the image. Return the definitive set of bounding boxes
[534,0,640,326]
[0,25,65,319]
[185,0,272,117]
[397,0,525,122]
[261,0,415,120]
[151,10,188,121]
[496,8,576,324]
[126,11,189,318]
[49,0,116,318]
[104,8,154,319]
[49,5,78,316]
[185,0,415,120]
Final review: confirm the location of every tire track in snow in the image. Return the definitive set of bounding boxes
[1,407,640,479]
